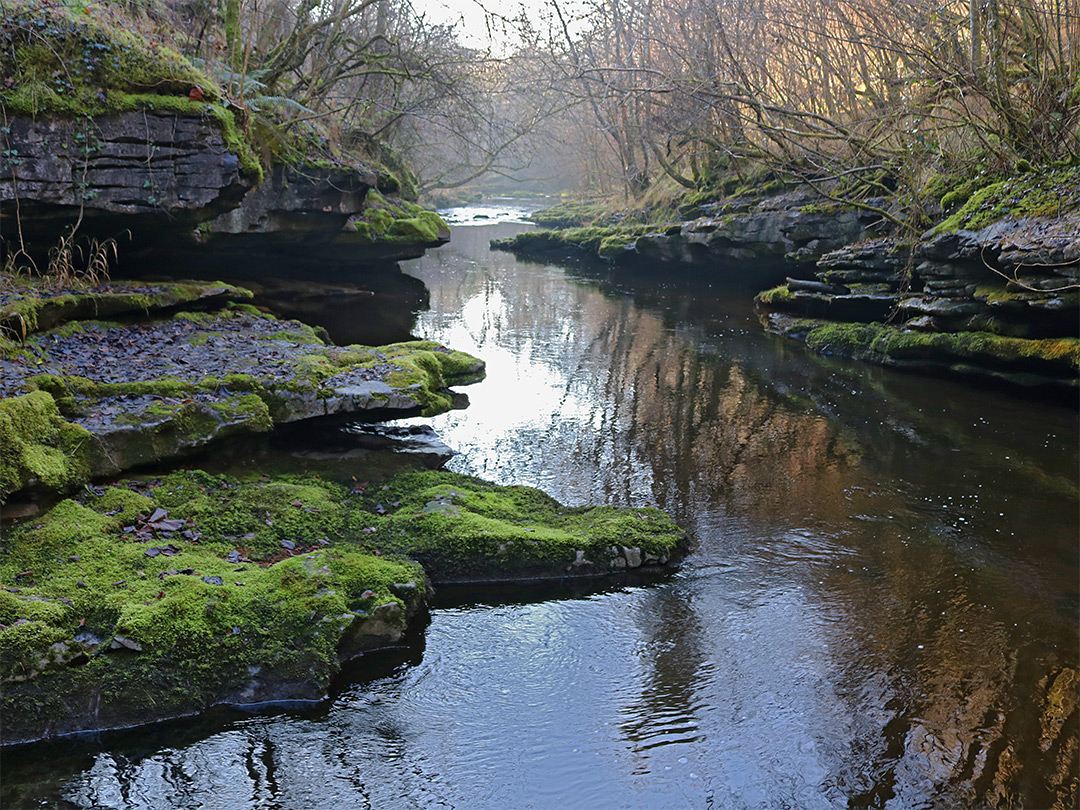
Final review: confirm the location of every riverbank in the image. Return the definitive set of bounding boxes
[491,171,1079,390]
[0,242,686,747]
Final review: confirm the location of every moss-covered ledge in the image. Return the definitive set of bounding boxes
[491,223,665,263]
[761,312,1079,388]
[0,468,686,745]
[355,471,685,583]
[0,279,252,339]
[0,472,429,745]
[0,306,483,498]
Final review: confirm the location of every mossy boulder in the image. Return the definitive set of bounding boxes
[0,468,686,743]
[344,190,450,249]
[0,390,94,496]
[0,473,427,744]
[357,471,685,582]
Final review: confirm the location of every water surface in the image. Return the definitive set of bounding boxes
[3,205,1076,809]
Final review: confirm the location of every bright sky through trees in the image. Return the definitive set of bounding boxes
[422,0,517,49]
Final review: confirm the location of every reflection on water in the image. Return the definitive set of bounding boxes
[3,209,1076,809]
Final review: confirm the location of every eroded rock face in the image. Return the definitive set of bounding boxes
[2,111,446,273]
[635,193,883,273]
[796,217,1080,339]
[755,215,1080,387]
[204,164,376,236]
[0,111,247,215]
[175,163,450,272]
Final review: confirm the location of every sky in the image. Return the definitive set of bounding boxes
[420,0,543,51]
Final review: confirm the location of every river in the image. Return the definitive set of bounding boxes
[3,203,1077,809]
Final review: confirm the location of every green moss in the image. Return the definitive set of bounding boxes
[210,393,273,433]
[939,176,990,211]
[30,373,193,402]
[227,302,263,317]
[799,201,845,216]
[756,285,795,305]
[0,391,94,497]
[882,331,1079,368]
[347,190,448,246]
[0,280,256,341]
[386,211,447,244]
[805,321,890,356]
[264,324,325,344]
[0,474,425,732]
[0,498,115,571]
[785,317,1079,379]
[173,310,215,325]
[0,621,71,682]
[5,313,481,495]
[359,471,684,580]
[529,200,613,229]
[92,485,155,518]
[0,2,262,180]
[492,224,658,262]
[0,466,685,738]
[934,166,1080,233]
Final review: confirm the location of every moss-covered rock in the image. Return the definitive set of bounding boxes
[491,224,661,263]
[0,0,261,180]
[357,471,685,582]
[528,200,623,229]
[0,468,685,743]
[762,313,1079,387]
[0,391,94,496]
[0,279,251,339]
[0,304,483,497]
[933,166,1080,234]
[0,473,427,744]
[346,190,449,246]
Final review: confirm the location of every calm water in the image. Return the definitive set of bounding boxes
[3,205,1077,809]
